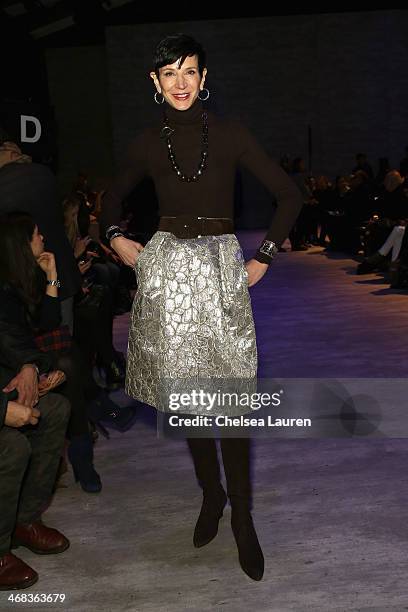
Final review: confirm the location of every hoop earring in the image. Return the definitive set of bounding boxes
[198,88,210,101]
[154,92,165,105]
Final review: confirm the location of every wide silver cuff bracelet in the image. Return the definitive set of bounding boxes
[259,240,279,259]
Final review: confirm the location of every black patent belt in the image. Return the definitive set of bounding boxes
[158,215,234,238]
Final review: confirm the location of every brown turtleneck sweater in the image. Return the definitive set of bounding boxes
[100,98,303,263]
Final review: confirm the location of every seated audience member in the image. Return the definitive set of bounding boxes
[357,171,408,275]
[0,370,70,589]
[65,193,132,314]
[0,213,133,494]
[63,195,122,291]
[288,157,313,250]
[323,176,352,251]
[331,171,373,254]
[0,140,80,331]
[380,170,407,222]
[313,175,334,246]
[62,197,126,388]
[357,224,406,275]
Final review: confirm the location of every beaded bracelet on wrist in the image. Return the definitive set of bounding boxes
[106,225,124,242]
[109,232,124,242]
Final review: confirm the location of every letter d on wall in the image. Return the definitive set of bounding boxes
[20,115,41,143]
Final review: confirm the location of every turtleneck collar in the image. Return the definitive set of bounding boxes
[164,97,203,126]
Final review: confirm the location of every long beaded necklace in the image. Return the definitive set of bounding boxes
[161,110,208,182]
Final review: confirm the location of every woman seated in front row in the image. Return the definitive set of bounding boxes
[0,212,134,493]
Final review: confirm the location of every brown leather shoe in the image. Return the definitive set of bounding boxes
[0,553,38,590]
[12,521,70,555]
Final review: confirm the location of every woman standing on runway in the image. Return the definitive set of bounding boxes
[101,33,302,581]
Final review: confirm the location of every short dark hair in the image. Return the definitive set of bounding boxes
[153,33,206,77]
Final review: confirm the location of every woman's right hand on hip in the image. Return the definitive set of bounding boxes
[110,236,144,267]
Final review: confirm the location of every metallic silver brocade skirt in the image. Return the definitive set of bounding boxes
[125,231,258,414]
